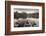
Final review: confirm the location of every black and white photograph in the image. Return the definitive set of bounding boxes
[14,8,39,27]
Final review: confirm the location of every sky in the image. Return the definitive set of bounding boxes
[14,8,39,13]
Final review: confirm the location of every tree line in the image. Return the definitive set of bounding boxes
[14,11,39,19]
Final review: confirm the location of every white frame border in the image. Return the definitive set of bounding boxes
[11,5,42,32]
